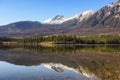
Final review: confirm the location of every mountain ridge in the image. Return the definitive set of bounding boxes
[76,0,120,28]
[43,10,94,24]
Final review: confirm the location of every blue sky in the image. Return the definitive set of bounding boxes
[0,0,115,25]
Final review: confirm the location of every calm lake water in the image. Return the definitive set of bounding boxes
[0,45,120,80]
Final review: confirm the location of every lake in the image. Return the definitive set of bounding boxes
[0,45,120,80]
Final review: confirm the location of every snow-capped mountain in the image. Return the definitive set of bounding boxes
[77,0,120,27]
[43,15,67,24]
[68,10,94,23]
[43,10,94,24]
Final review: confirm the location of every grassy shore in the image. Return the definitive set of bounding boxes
[39,42,55,47]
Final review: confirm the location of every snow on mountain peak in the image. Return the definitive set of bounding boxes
[107,0,120,8]
[43,15,67,24]
[71,10,94,22]
[43,10,94,24]
[51,15,66,21]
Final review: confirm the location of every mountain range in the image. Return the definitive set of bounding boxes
[0,0,120,37]
[43,10,94,24]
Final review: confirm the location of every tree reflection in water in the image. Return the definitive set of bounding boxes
[0,45,120,80]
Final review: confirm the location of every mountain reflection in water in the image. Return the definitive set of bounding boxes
[0,45,120,80]
[0,62,99,80]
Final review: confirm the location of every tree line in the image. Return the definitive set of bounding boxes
[17,34,120,44]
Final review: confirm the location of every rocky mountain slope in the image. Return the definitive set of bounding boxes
[65,0,120,36]
[77,0,120,28]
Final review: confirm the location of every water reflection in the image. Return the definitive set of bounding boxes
[0,61,99,80]
[17,45,120,54]
[1,45,120,54]
[0,45,120,80]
